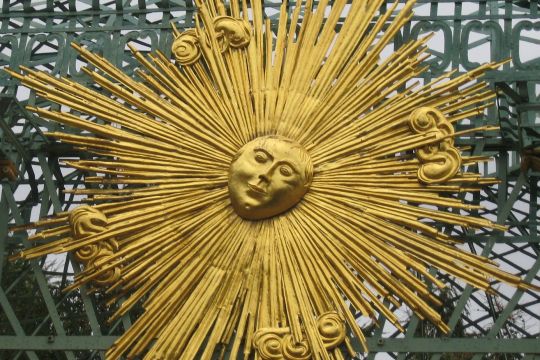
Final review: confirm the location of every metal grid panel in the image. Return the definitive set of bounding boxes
[1,1,539,359]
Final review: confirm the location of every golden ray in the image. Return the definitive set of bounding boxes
[8,0,540,359]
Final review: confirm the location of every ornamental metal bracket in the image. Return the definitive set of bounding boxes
[69,206,121,287]
[253,312,346,360]
[409,107,461,184]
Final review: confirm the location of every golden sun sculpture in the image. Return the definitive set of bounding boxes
[7,0,539,359]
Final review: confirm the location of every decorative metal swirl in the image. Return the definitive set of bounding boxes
[409,107,461,184]
[68,206,121,287]
[172,16,250,66]
[92,249,121,286]
[69,205,108,238]
[73,244,100,263]
[282,335,311,360]
[253,312,345,360]
[214,16,251,49]
[172,29,202,65]
[318,312,346,349]
[253,329,287,360]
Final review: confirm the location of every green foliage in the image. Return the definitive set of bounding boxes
[0,247,117,359]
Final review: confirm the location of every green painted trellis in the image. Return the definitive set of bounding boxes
[0,0,539,359]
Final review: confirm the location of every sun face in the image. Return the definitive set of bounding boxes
[229,136,313,220]
[7,0,540,359]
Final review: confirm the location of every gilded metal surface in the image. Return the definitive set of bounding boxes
[68,206,121,287]
[409,107,461,184]
[213,16,251,49]
[172,15,250,65]
[6,0,540,359]
[172,29,202,65]
[229,136,312,220]
[253,312,345,360]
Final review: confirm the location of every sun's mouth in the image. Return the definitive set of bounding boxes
[248,183,266,195]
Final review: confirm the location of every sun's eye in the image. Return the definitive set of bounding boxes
[280,165,292,176]
[254,151,268,163]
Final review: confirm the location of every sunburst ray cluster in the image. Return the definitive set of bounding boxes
[8,0,539,359]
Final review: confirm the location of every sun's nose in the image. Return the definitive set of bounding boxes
[258,162,279,184]
[258,173,270,184]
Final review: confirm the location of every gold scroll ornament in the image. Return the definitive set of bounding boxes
[409,107,462,184]
[69,206,121,286]
[253,312,346,360]
[172,16,251,65]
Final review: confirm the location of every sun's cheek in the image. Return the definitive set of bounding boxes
[274,178,300,194]
[233,159,257,181]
